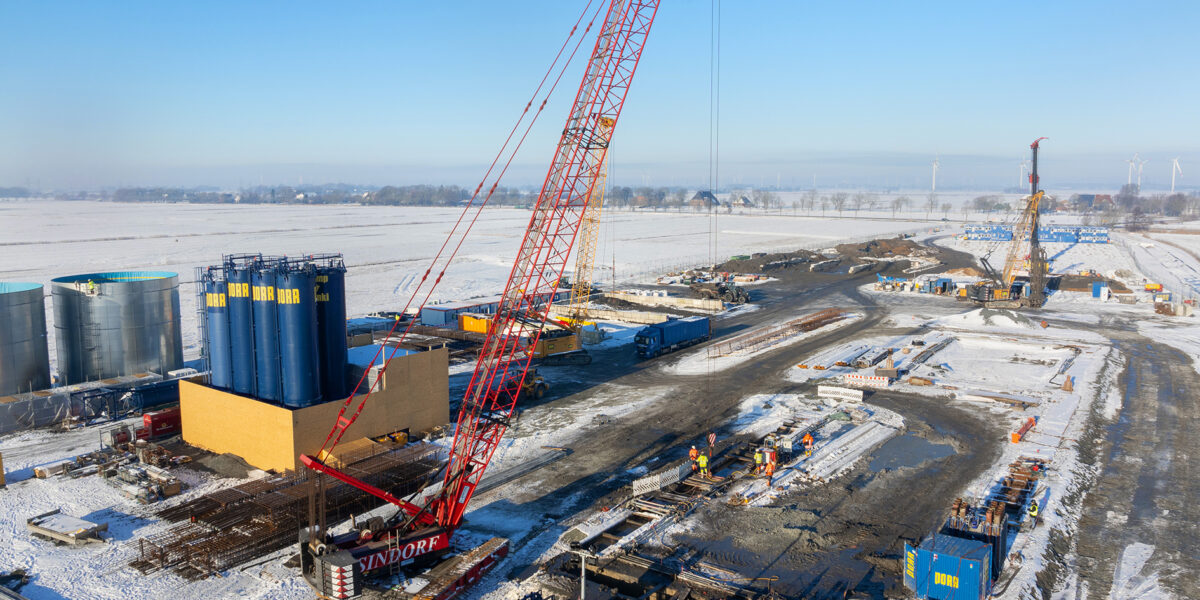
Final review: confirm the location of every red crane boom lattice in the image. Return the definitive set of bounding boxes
[301,0,661,534]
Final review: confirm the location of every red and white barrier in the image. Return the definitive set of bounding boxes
[844,374,890,388]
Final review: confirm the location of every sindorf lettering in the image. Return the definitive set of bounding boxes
[358,534,445,572]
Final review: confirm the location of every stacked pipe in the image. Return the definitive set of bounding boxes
[199,254,348,408]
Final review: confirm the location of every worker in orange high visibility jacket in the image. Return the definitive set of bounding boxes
[802,432,814,457]
[764,457,776,485]
[689,446,700,472]
[697,453,709,478]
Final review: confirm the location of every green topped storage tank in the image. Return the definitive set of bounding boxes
[50,271,183,385]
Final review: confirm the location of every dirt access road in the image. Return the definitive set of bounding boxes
[1061,324,1200,599]
[459,243,992,589]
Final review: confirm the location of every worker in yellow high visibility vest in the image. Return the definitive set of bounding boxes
[696,453,709,478]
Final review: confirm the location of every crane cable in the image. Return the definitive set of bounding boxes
[317,0,606,459]
[707,0,721,265]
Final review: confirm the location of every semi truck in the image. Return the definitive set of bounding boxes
[635,316,711,358]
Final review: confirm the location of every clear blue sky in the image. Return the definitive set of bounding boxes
[2,1,1197,191]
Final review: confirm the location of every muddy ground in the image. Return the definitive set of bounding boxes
[1054,323,1200,599]
[661,392,1003,599]
[450,238,988,591]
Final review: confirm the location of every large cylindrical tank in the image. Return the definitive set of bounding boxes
[315,265,348,402]
[251,267,281,403]
[51,271,183,385]
[226,266,255,394]
[203,276,233,390]
[276,267,321,408]
[0,282,51,395]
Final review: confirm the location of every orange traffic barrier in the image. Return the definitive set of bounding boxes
[1011,417,1036,443]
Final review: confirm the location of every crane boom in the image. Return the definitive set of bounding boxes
[437,0,659,528]
[565,140,610,325]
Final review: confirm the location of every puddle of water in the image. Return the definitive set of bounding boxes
[868,433,956,471]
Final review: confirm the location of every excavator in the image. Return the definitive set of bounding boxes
[295,2,661,598]
[965,137,1050,309]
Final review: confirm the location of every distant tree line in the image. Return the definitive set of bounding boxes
[0,186,32,197]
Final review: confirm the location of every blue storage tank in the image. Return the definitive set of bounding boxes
[904,536,992,600]
[252,267,282,403]
[203,277,233,390]
[276,267,321,408]
[227,266,256,395]
[315,265,348,402]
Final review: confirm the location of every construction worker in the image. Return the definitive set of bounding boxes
[697,452,709,479]
[1027,500,1040,529]
[87,279,96,294]
[754,448,764,474]
[689,445,700,472]
[802,432,814,457]
[764,453,776,486]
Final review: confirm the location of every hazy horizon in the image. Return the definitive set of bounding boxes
[3,2,1197,192]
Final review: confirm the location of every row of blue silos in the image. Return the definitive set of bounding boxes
[201,254,348,408]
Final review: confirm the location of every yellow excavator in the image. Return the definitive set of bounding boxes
[966,138,1049,308]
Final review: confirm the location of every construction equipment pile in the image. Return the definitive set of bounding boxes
[129,442,443,580]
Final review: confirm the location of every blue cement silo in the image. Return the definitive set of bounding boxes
[226,265,256,395]
[203,276,233,390]
[315,263,348,402]
[251,266,282,403]
[276,266,321,408]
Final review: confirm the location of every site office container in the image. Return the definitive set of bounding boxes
[459,313,491,334]
[904,536,992,600]
[143,407,182,438]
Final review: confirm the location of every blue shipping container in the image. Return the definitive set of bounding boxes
[204,278,234,390]
[1091,282,1107,298]
[635,316,710,358]
[227,267,256,395]
[276,268,321,408]
[905,536,992,600]
[252,268,282,403]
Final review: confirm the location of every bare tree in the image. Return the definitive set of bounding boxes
[831,192,849,217]
[752,188,776,211]
[972,196,994,213]
[804,189,818,213]
[891,195,911,217]
[961,202,970,221]
[671,188,687,207]
[821,196,830,217]
[851,192,867,216]
[941,202,952,218]
[925,193,937,219]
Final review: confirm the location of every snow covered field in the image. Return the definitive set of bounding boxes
[0,199,927,369]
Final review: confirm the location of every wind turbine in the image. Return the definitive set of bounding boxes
[931,157,940,193]
[1137,157,1149,191]
[1171,157,1183,193]
[1125,153,1140,185]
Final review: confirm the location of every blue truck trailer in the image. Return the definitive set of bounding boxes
[635,316,711,358]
